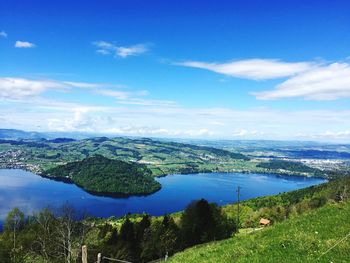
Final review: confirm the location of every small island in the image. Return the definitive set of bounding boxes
[43,155,161,196]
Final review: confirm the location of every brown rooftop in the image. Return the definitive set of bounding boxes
[260,218,270,226]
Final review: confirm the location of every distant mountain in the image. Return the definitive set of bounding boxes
[46,138,76,143]
[0,128,94,140]
[0,129,45,140]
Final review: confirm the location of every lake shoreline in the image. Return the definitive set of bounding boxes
[0,168,327,229]
[2,166,327,198]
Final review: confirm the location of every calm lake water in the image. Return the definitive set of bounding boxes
[0,169,326,227]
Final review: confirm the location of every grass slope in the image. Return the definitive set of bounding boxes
[170,201,350,263]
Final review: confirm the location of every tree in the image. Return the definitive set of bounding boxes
[54,204,88,263]
[32,208,58,261]
[160,215,179,256]
[107,229,118,245]
[180,199,236,248]
[98,223,113,239]
[118,217,136,261]
[136,214,151,242]
[181,199,216,247]
[140,221,163,261]
[4,208,25,263]
[120,218,135,243]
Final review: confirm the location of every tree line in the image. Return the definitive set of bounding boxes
[0,199,237,263]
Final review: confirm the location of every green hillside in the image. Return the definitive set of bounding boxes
[0,136,329,179]
[170,201,350,263]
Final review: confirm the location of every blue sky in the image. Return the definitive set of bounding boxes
[1,0,350,141]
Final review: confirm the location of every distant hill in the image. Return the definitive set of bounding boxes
[0,136,253,177]
[0,129,44,140]
[0,128,100,140]
[46,138,76,143]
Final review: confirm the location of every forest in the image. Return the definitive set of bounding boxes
[0,199,236,263]
[44,155,161,195]
[256,159,325,177]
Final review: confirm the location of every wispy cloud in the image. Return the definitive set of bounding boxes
[253,62,350,100]
[14,41,36,48]
[0,77,174,107]
[176,59,314,80]
[102,127,214,137]
[2,76,350,141]
[93,41,149,58]
[96,88,176,106]
[116,44,148,58]
[232,129,265,137]
[320,130,350,139]
[178,57,350,101]
[96,89,134,100]
[0,78,65,100]
[0,31,7,38]
[295,130,350,140]
[0,77,110,100]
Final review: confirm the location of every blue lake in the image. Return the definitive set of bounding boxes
[0,169,326,227]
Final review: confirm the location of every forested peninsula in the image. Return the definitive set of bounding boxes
[43,155,161,196]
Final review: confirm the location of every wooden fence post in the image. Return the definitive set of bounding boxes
[97,252,102,263]
[82,245,88,263]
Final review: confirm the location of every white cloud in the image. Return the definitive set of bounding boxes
[0,78,65,100]
[62,81,105,89]
[0,77,115,100]
[232,129,248,137]
[294,130,350,141]
[97,89,131,100]
[15,41,36,48]
[96,49,111,55]
[116,44,148,58]
[253,62,350,100]
[178,57,350,101]
[94,41,115,49]
[117,98,176,106]
[177,59,314,80]
[93,41,148,58]
[2,98,350,141]
[96,88,176,106]
[232,129,264,137]
[184,129,214,137]
[319,130,350,139]
[2,76,350,141]
[0,31,7,38]
[0,77,174,108]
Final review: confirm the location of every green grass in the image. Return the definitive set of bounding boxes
[169,201,350,263]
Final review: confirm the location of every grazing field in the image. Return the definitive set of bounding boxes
[170,201,350,263]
